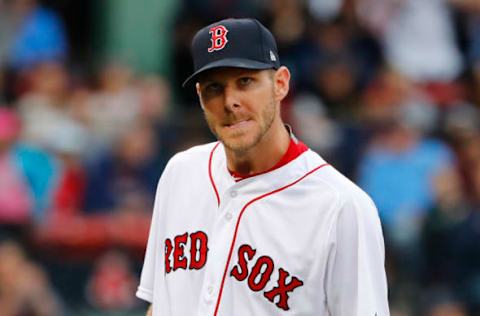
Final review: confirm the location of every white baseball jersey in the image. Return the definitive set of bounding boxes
[136,141,389,315]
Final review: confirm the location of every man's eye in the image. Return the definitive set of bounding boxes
[238,77,253,86]
[205,83,222,93]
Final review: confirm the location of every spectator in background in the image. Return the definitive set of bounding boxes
[464,6,480,105]
[0,107,56,223]
[263,0,310,91]
[450,159,480,313]
[443,103,480,199]
[86,250,138,311]
[136,74,179,158]
[0,107,31,225]
[356,0,463,83]
[307,0,344,22]
[84,121,166,214]
[421,167,470,290]
[426,301,467,316]
[0,0,67,71]
[11,60,90,222]
[30,121,88,260]
[418,131,480,312]
[82,62,140,153]
[80,67,178,159]
[356,69,455,287]
[310,50,360,118]
[136,75,172,124]
[290,93,341,161]
[267,0,307,51]
[419,288,467,316]
[287,13,382,120]
[0,239,63,316]
[48,121,88,218]
[17,61,88,153]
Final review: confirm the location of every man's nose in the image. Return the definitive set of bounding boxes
[223,85,241,111]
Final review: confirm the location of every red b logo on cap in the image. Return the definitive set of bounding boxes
[208,25,228,52]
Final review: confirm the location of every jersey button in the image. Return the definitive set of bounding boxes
[204,295,213,304]
[207,286,214,294]
[225,213,233,221]
[204,286,214,304]
[230,190,238,198]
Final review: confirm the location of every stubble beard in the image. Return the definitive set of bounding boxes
[205,98,277,155]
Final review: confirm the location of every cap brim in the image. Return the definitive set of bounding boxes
[182,58,277,87]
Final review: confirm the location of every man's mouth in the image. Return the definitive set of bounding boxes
[224,119,252,129]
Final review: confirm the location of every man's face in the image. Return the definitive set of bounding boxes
[197,68,282,154]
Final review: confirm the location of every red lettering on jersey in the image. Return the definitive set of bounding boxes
[189,231,209,270]
[230,244,256,281]
[248,256,274,292]
[208,25,229,52]
[165,231,209,274]
[173,232,188,271]
[229,244,304,311]
[165,238,173,274]
[264,268,304,311]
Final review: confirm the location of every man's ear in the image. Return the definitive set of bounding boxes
[273,66,291,103]
[196,82,205,110]
[196,82,201,97]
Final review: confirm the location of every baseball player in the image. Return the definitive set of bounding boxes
[137,18,389,315]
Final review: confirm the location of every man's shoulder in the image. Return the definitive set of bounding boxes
[166,141,219,170]
[305,151,374,207]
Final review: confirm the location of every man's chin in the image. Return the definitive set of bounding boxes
[221,136,257,154]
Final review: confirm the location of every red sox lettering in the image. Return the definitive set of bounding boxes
[164,232,304,311]
[165,231,209,273]
[230,244,304,311]
[208,25,229,52]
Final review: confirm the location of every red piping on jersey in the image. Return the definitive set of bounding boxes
[209,142,221,207]
[212,162,330,316]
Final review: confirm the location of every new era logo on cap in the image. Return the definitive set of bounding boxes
[183,18,281,87]
[270,50,277,61]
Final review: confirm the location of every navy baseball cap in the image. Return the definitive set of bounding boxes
[182,18,281,87]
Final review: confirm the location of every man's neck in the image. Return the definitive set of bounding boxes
[224,119,290,176]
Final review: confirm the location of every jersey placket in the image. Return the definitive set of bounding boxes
[198,143,313,315]
[197,179,250,315]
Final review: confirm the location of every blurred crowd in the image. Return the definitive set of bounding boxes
[1,0,480,315]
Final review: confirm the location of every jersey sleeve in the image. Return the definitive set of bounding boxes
[136,159,174,303]
[325,190,390,316]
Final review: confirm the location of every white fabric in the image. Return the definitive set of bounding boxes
[137,142,389,315]
[307,0,343,22]
[383,0,462,81]
[18,94,88,153]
